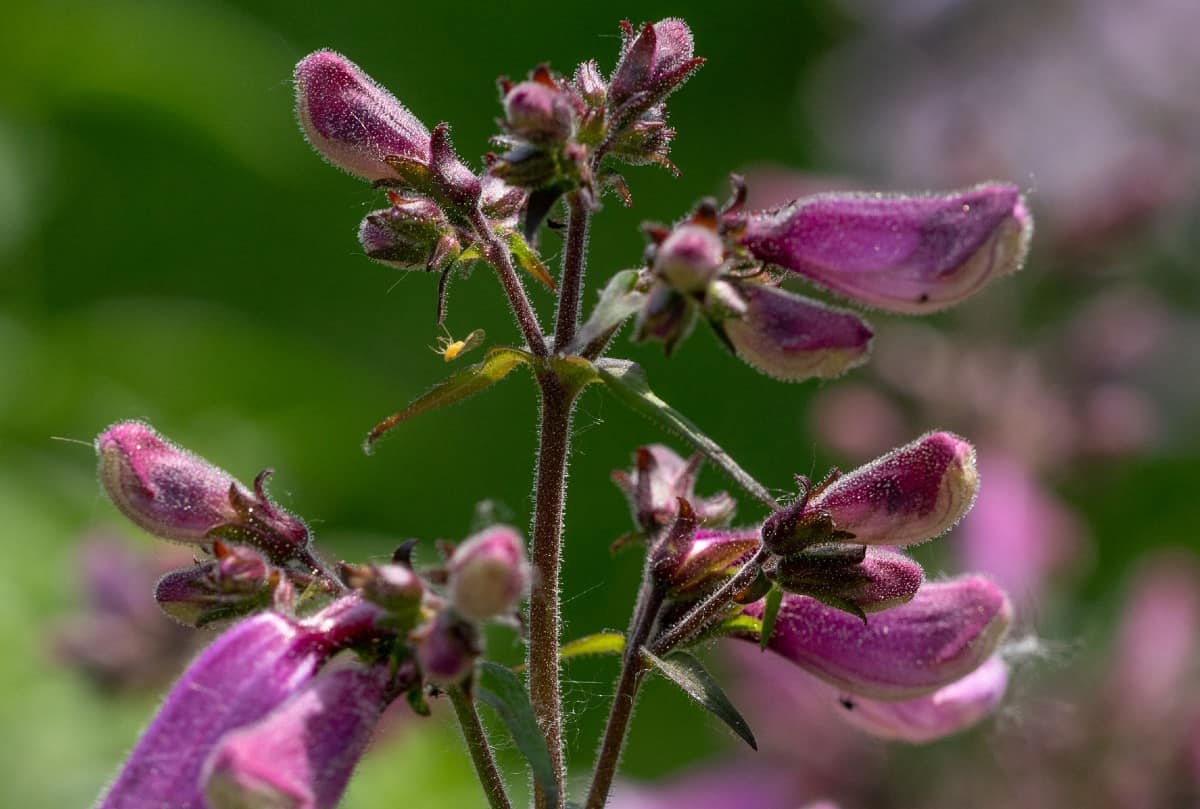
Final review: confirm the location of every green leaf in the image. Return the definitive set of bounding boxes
[642,650,757,750]
[364,347,533,451]
[594,358,777,508]
[476,662,559,806]
[759,584,783,650]
[569,270,646,355]
[505,231,558,292]
[560,632,626,661]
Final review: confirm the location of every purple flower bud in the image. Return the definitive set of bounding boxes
[97,612,328,808]
[573,60,607,106]
[717,282,874,382]
[772,547,924,615]
[504,78,576,143]
[96,421,311,560]
[447,525,530,622]
[97,421,241,544]
[610,19,701,108]
[612,444,735,535]
[633,283,696,354]
[836,655,1009,743]
[341,562,424,622]
[358,199,459,271]
[481,176,527,222]
[667,527,762,596]
[739,183,1033,313]
[154,543,274,628]
[655,223,725,293]
[806,431,979,548]
[743,576,1012,699]
[415,610,480,685]
[202,661,392,809]
[295,50,431,183]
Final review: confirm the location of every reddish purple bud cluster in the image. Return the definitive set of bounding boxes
[612,444,735,540]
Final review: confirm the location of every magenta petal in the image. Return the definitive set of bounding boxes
[97,613,327,809]
[837,655,1009,743]
[743,576,1012,699]
[720,282,873,382]
[295,50,431,182]
[203,661,391,809]
[740,183,1032,313]
[809,431,978,547]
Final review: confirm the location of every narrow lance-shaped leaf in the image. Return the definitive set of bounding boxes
[365,347,533,451]
[505,231,558,291]
[560,632,626,661]
[642,650,757,750]
[594,358,777,509]
[570,269,647,356]
[476,662,558,807]
[758,584,783,651]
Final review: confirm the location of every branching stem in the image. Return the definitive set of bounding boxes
[448,685,513,809]
[554,192,590,353]
[469,207,548,357]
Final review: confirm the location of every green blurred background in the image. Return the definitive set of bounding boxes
[0,1,1196,807]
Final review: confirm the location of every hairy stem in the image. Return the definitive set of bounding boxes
[650,546,771,655]
[585,574,665,809]
[529,373,576,809]
[449,685,513,809]
[553,192,590,353]
[469,208,548,357]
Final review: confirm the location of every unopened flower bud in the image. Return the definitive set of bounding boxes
[743,575,1011,700]
[612,444,735,535]
[717,281,874,382]
[429,123,481,208]
[447,526,530,622]
[770,547,924,617]
[341,562,424,627]
[633,283,696,354]
[358,200,459,271]
[808,431,979,547]
[739,183,1033,314]
[203,662,392,809]
[573,60,607,106]
[295,50,431,183]
[96,421,311,561]
[836,655,1009,743]
[609,19,702,109]
[155,544,274,627]
[654,223,725,293]
[663,526,761,598]
[97,421,241,544]
[415,610,480,685]
[504,79,575,143]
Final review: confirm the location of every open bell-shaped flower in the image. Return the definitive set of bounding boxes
[835,655,1010,743]
[742,575,1012,700]
[738,183,1032,314]
[202,660,393,809]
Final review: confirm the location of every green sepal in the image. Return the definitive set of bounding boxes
[758,584,783,650]
[405,686,432,717]
[364,347,534,451]
[559,631,626,662]
[505,231,558,292]
[641,649,757,750]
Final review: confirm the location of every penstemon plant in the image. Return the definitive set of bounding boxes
[90,18,1033,809]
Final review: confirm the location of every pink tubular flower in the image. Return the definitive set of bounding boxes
[743,575,1011,699]
[295,50,431,182]
[202,661,392,809]
[739,183,1032,313]
[807,430,978,548]
[836,655,1010,743]
[96,596,383,809]
[719,281,874,382]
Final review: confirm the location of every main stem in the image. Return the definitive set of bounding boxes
[585,575,665,809]
[529,373,575,809]
[553,192,590,353]
[449,685,514,809]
